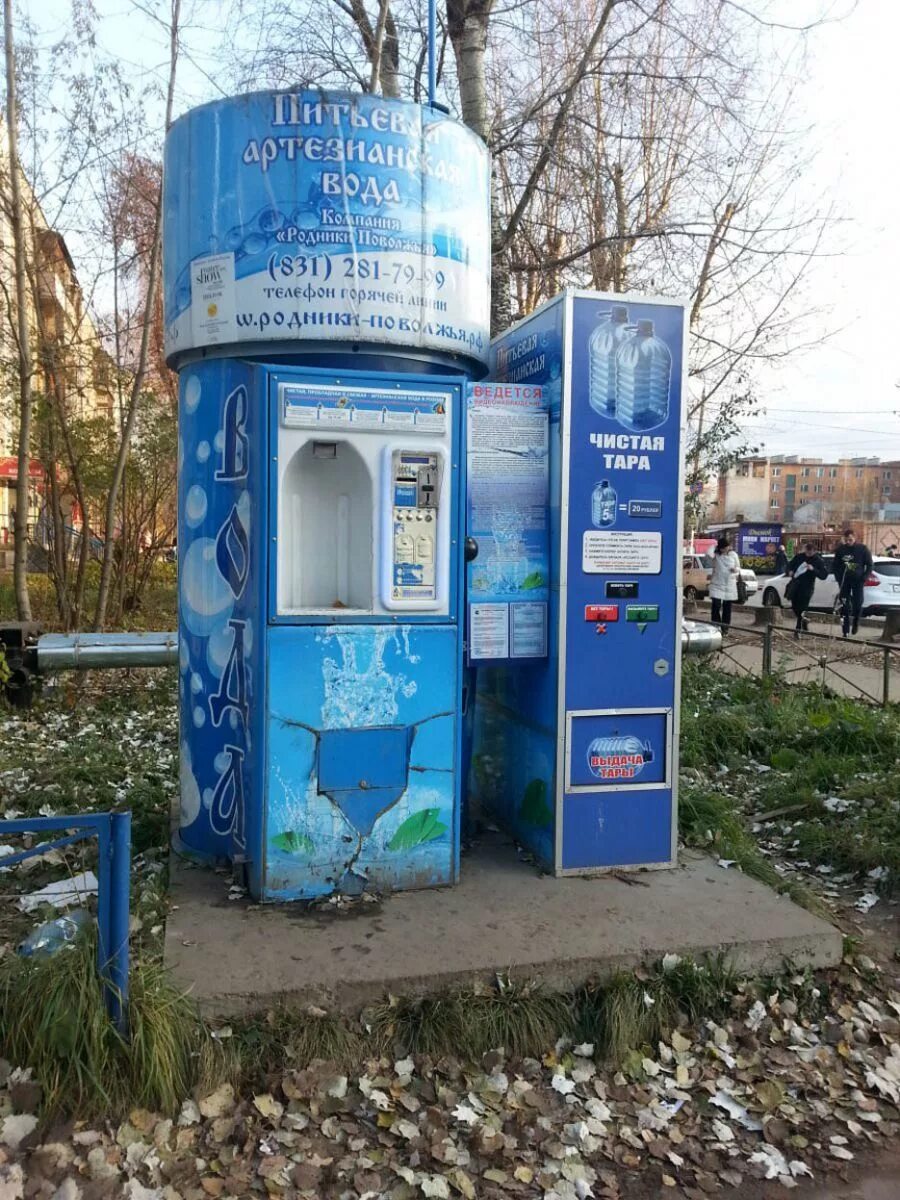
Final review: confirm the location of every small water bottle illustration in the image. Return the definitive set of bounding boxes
[588,306,629,417]
[615,318,671,431]
[591,480,617,528]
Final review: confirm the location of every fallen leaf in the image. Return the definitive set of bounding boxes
[198,1084,235,1120]
[552,1074,576,1095]
[754,1080,784,1112]
[0,1114,37,1151]
[421,1175,451,1198]
[252,1093,284,1121]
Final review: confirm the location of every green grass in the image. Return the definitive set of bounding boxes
[577,956,737,1063]
[681,661,900,894]
[0,934,204,1117]
[368,976,575,1060]
[0,940,758,1119]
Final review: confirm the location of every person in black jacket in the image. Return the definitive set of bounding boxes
[774,543,790,575]
[786,543,827,636]
[832,530,874,637]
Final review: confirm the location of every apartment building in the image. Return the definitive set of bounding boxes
[0,121,116,547]
[712,455,900,527]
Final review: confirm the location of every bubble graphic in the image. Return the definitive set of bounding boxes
[259,207,286,233]
[206,621,235,680]
[229,711,239,730]
[184,375,201,413]
[179,741,201,826]
[237,489,251,538]
[185,485,208,529]
[179,638,190,671]
[193,705,206,728]
[242,232,267,256]
[214,751,231,773]
[214,430,225,454]
[202,788,214,810]
[180,538,234,637]
[190,672,203,695]
[197,440,210,463]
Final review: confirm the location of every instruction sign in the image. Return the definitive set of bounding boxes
[280,382,449,433]
[466,382,549,663]
[582,530,662,575]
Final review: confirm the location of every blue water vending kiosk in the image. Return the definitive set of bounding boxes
[164,90,490,899]
[468,290,686,874]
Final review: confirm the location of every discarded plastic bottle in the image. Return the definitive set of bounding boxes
[615,318,671,431]
[591,480,617,528]
[17,908,92,958]
[588,306,629,417]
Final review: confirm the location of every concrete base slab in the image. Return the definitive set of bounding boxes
[165,834,843,1016]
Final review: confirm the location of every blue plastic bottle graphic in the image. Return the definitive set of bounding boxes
[588,306,629,417]
[591,480,617,528]
[615,318,671,431]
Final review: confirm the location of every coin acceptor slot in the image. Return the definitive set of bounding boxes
[381,447,447,611]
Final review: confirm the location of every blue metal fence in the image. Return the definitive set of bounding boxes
[0,812,131,1031]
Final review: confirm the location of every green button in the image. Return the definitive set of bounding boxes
[626,604,659,622]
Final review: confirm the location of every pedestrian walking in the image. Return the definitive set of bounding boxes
[785,542,827,637]
[832,529,873,637]
[709,536,740,627]
[774,543,789,574]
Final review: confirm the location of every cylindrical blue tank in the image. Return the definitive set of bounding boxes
[165,91,491,865]
[163,90,491,372]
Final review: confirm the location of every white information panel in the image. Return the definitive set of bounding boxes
[469,603,510,659]
[582,530,662,575]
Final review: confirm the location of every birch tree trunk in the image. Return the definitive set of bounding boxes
[4,0,33,620]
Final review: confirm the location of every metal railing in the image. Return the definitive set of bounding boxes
[702,612,900,707]
[0,812,131,1030]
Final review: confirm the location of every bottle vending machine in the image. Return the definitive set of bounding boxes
[165,88,490,901]
[177,361,467,901]
[468,289,686,874]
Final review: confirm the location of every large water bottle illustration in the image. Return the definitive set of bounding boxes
[588,306,629,417]
[591,480,617,528]
[615,318,671,431]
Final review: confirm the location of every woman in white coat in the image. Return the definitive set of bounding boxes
[709,536,740,626]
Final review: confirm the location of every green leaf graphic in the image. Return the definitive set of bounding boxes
[272,830,315,855]
[387,807,448,852]
[522,571,546,590]
[520,778,553,827]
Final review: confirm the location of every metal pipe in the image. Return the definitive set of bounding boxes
[36,632,179,672]
[427,0,437,105]
[681,621,722,656]
[36,622,721,672]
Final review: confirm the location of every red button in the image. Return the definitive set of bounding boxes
[585,604,619,622]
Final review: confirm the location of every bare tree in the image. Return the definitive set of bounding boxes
[3,0,34,619]
[207,0,841,482]
[93,0,181,630]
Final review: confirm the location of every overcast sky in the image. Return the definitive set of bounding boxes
[745,0,900,461]
[30,0,900,463]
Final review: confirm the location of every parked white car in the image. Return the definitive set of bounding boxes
[755,555,900,615]
[681,552,759,603]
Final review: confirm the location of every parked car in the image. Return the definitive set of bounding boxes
[756,555,900,616]
[681,552,759,603]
